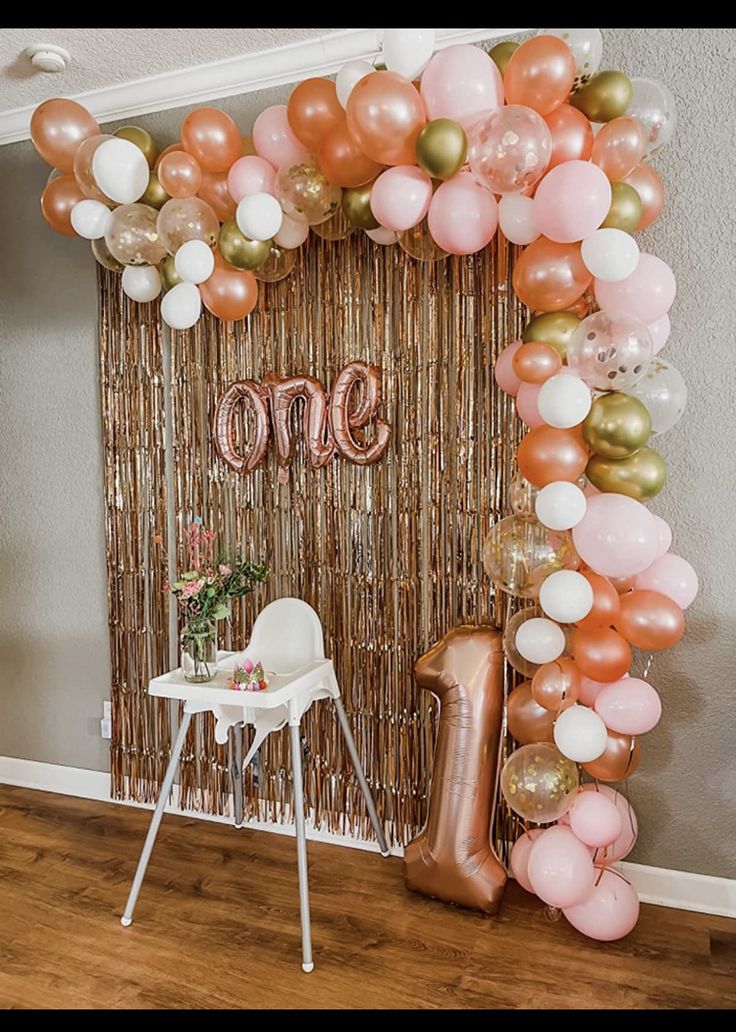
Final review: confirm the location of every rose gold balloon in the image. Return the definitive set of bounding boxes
[544,104,594,169]
[264,374,334,472]
[572,626,632,682]
[615,589,685,650]
[199,251,258,321]
[583,730,640,781]
[73,134,115,204]
[317,118,384,188]
[346,71,426,166]
[180,107,242,172]
[517,425,589,487]
[40,174,85,236]
[531,658,580,712]
[154,143,180,171]
[30,98,100,172]
[329,362,391,465]
[504,36,576,116]
[198,169,237,222]
[507,681,556,744]
[622,162,665,231]
[157,150,202,198]
[512,341,563,384]
[512,237,592,312]
[591,116,647,181]
[213,380,270,473]
[287,77,343,151]
[576,571,621,630]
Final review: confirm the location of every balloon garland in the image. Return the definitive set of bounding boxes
[31,29,693,941]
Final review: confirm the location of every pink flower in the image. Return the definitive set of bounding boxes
[181,579,204,599]
[218,563,232,577]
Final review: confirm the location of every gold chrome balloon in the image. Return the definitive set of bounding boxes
[342,182,379,230]
[416,118,468,180]
[489,40,519,76]
[586,446,666,501]
[601,181,643,233]
[582,392,652,459]
[570,70,633,123]
[114,125,159,167]
[159,254,182,293]
[218,219,271,270]
[140,171,170,211]
[523,311,581,360]
[91,236,123,273]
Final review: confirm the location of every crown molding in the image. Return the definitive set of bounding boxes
[0,27,528,147]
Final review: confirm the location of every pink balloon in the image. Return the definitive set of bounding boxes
[428,171,498,255]
[563,868,639,941]
[527,826,596,908]
[578,671,628,707]
[595,253,676,325]
[495,340,523,396]
[516,382,545,427]
[252,105,310,171]
[589,785,638,862]
[420,44,504,130]
[652,515,672,559]
[370,165,432,232]
[595,677,662,735]
[634,552,699,609]
[227,155,276,203]
[534,160,612,243]
[510,828,545,892]
[567,790,623,849]
[572,494,659,578]
[648,312,671,355]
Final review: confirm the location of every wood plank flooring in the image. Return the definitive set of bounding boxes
[0,785,734,1009]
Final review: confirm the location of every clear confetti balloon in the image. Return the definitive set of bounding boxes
[104,203,166,266]
[509,471,539,514]
[483,513,580,599]
[567,310,653,391]
[501,742,579,822]
[468,105,551,195]
[503,606,544,678]
[274,162,341,226]
[91,235,123,272]
[156,196,219,255]
[538,29,603,91]
[626,357,687,434]
[252,243,297,283]
[627,77,677,155]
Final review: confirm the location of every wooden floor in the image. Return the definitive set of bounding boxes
[0,786,734,1009]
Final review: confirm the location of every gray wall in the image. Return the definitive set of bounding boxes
[0,29,734,878]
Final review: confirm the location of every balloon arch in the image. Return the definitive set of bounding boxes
[31,28,695,943]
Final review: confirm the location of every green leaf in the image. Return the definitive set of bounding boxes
[211,603,231,621]
[182,571,199,581]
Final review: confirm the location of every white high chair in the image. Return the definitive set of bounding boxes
[120,598,389,972]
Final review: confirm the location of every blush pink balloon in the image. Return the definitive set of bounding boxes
[516,382,545,427]
[527,826,596,908]
[428,171,498,255]
[572,494,659,578]
[495,340,523,396]
[578,671,628,707]
[510,828,545,892]
[595,677,662,735]
[563,868,639,941]
[568,789,623,849]
[648,312,671,355]
[570,784,638,863]
[652,515,672,559]
[420,44,504,130]
[227,155,276,203]
[595,252,676,324]
[633,552,699,609]
[534,160,612,243]
[370,165,432,232]
[252,105,310,171]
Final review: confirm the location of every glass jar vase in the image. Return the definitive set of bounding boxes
[181,619,217,683]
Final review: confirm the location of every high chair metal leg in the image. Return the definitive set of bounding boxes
[289,721,314,973]
[333,697,390,856]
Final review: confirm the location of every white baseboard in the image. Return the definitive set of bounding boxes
[1,755,733,918]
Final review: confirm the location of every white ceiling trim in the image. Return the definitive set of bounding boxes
[0,27,527,146]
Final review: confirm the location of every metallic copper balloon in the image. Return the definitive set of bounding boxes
[512,238,592,313]
[287,77,343,151]
[570,71,633,123]
[531,658,580,712]
[30,98,100,172]
[586,446,667,501]
[544,103,594,169]
[575,570,621,630]
[572,626,632,682]
[600,181,643,233]
[157,150,203,198]
[114,125,159,167]
[507,681,556,743]
[218,219,271,270]
[404,626,507,915]
[518,425,589,488]
[582,730,640,781]
[591,116,646,181]
[317,118,385,189]
[40,174,85,236]
[504,35,576,116]
[213,380,271,473]
[489,40,518,75]
[615,589,685,650]
[329,362,391,465]
[622,162,665,231]
[159,254,182,293]
[416,119,468,180]
[523,311,581,360]
[180,106,241,172]
[582,392,652,459]
[342,182,379,230]
[140,171,170,210]
[198,168,237,223]
[512,341,563,384]
[264,373,335,476]
[200,251,258,321]
[346,71,426,166]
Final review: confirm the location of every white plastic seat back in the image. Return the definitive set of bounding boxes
[246,597,325,674]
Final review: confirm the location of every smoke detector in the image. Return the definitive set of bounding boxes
[26,43,70,74]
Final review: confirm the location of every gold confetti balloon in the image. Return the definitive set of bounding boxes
[253,243,297,283]
[482,513,579,599]
[275,162,341,226]
[500,743,579,823]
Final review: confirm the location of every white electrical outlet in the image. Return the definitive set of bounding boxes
[100,700,112,740]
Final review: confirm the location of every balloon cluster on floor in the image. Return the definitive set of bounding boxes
[482,32,695,942]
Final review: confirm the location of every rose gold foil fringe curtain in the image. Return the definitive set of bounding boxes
[100,232,524,850]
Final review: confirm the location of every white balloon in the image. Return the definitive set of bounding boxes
[92,137,150,205]
[498,194,540,246]
[336,59,373,110]
[535,481,587,531]
[366,226,398,245]
[381,28,435,80]
[515,617,565,665]
[236,192,283,242]
[70,198,112,240]
[174,239,215,284]
[537,373,592,428]
[539,569,594,623]
[274,211,309,249]
[160,281,201,330]
[553,705,608,763]
[581,228,640,282]
[122,265,162,303]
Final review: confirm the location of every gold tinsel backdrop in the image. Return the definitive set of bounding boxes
[99,231,524,850]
